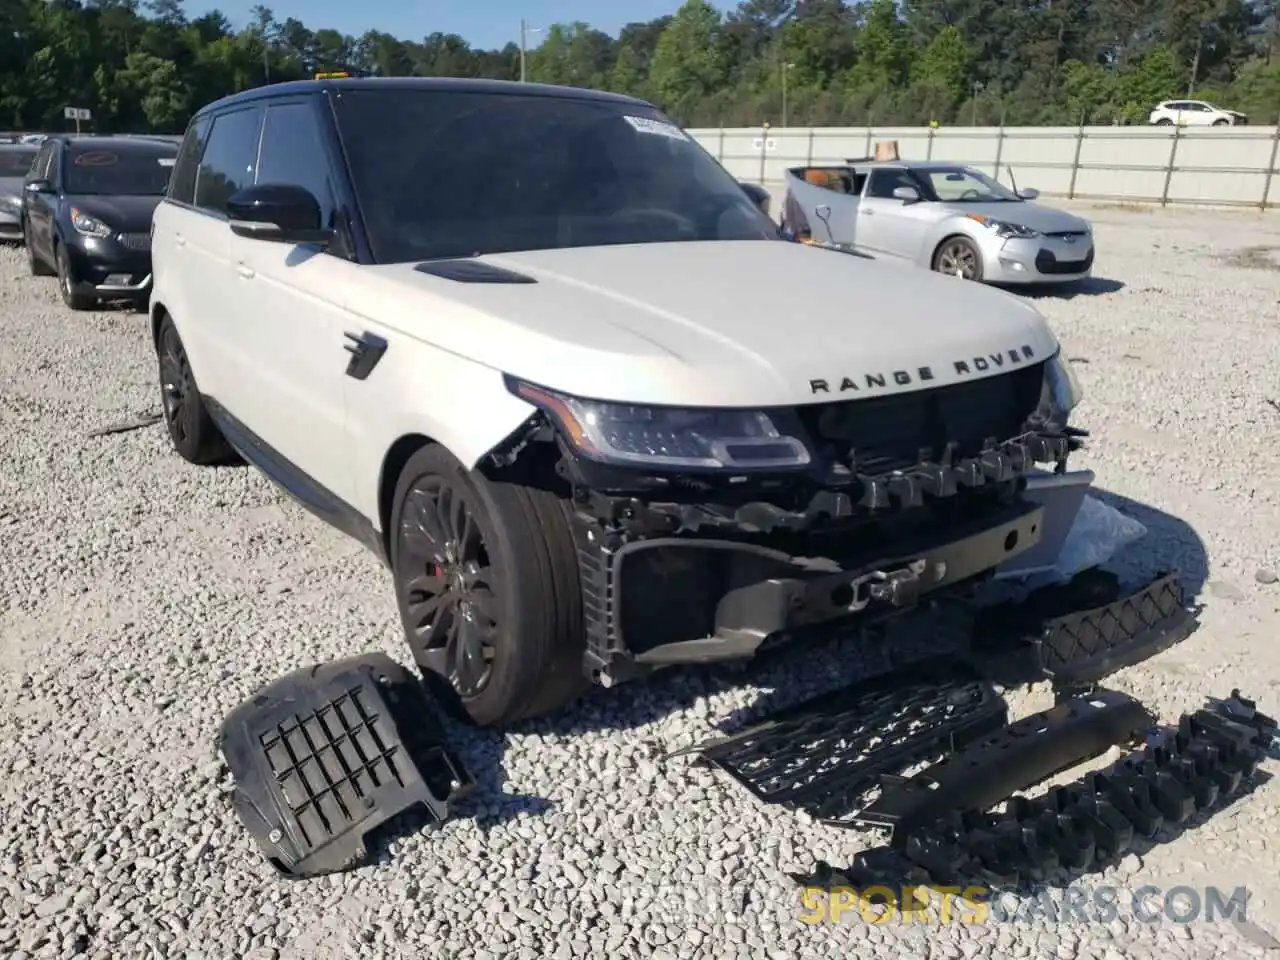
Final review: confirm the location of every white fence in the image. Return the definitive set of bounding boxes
[687,124,1280,211]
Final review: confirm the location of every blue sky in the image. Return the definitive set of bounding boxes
[197,1,736,51]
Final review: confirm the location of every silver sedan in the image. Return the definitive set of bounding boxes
[0,144,39,242]
[780,160,1094,285]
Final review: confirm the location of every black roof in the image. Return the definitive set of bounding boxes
[196,76,654,119]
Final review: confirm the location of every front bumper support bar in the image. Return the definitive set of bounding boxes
[852,690,1153,843]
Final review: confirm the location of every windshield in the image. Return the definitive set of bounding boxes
[332,89,777,263]
[918,166,1020,203]
[0,148,37,177]
[64,146,177,196]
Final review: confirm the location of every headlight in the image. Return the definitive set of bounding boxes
[506,377,811,470]
[70,207,112,239]
[0,193,21,212]
[1035,350,1084,425]
[967,214,1038,239]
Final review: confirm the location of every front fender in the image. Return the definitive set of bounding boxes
[346,355,538,527]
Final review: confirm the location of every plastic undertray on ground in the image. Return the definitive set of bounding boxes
[793,690,1277,892]
[218,652,474,878]
[667,658,1008,825]
[974,569,1199,686]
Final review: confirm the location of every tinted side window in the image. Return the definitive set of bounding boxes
[169,114,211,205]
[256,101,337,228]
[194,107,263,215]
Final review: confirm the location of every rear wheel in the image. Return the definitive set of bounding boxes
[390,444,586,728]
[933,236,984,281]
[55,242,95,311]
[1155,117,1174,126]
[156,315,233,465]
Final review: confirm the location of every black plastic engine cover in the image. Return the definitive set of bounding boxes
[218,653,473,878]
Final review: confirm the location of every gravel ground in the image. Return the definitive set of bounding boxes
[2,204,1280,960]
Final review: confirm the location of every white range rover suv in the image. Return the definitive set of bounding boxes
[150,77,1091,727]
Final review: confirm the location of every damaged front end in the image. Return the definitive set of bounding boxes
[497,353,1095,685]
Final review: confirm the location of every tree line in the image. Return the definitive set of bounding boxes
[1,0,1278,135]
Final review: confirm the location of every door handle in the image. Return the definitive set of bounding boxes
[863,208,875,215]
[235,263,254,279]
[343,331,388,381]
[174,234,186,248]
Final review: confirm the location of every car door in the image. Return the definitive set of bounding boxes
[854,168,932,261]
[24,142,56,260]
[225,96,358,506]
[173,105,264,414]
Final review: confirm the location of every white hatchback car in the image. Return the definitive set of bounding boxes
[1148,100,1248,126]
[150,77,1093,728]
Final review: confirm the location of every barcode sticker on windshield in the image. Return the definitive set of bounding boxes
[623,116,688,141]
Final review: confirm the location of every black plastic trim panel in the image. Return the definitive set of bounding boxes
[793,691,1277,892]
[413,259,537,283]
[853,690,1154,844]
[219,653,473,878]
[976,570,1197,685]
[672,659,1007,824]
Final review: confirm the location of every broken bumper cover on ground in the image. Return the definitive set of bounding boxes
[975,570,1198,685]
[580,500,1046,683]
[218,653,473,878]
[794,691,1277,891]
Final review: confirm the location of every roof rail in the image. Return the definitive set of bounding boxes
[844,156,875,164]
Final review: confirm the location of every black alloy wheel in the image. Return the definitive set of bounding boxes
[396,476,500,698]
[159,322,195,449]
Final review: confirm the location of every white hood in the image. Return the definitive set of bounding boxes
[360,240,1059,408]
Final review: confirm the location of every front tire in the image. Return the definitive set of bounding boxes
[1212,118,1230,126]
[933,236,984,281]
[55,242,95,311]
[390,444,586,728]
[156,315,233,465]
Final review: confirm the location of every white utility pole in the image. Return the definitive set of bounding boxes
[781,62,795,128]
[519,21,542,82]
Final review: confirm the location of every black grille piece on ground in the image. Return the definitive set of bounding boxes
[795,362,1045,475]
[792,691,1277,892]
[218,653,473,878]
[974,570,1197,686]
[668,659,1007,824]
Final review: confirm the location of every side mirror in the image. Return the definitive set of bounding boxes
[739,181,771,217]
[1017,187,1040,200]
[226,183,333,244]
[24,179,53,195]
[892,185,920,202]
